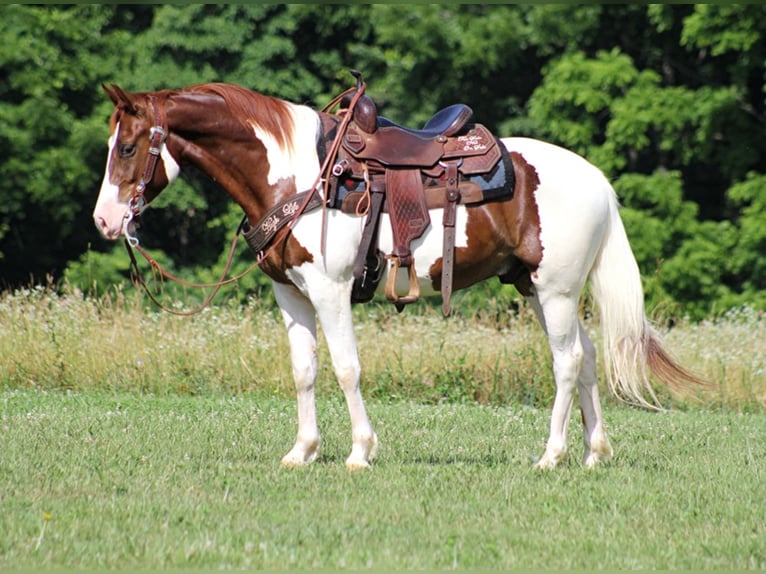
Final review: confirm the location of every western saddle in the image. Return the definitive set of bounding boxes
[326,72,507,315]
[242,72,510,315]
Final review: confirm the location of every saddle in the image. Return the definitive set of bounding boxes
[327,76,508,315]
[242,74,512,314]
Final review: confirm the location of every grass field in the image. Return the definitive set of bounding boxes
[1,287,765,569]
[1,391,764,570]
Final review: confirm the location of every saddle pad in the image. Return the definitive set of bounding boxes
[426,138,515,204]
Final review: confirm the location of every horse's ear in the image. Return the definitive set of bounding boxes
[102,83,119,105]
[103,83,139,114]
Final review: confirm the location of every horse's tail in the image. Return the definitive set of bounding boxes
[588,185,708,409]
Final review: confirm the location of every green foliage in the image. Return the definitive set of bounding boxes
[0,5,764,319]
[528,49,640,165]
[726,173,766,293]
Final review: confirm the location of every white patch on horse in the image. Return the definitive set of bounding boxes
[93,128,124,239]
[378,207,470,297]
[161,144,180,184]
[248,104,319,193]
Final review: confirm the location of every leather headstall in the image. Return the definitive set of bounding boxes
[130,94,169,217]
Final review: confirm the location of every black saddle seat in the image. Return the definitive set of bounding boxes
[378,104,473,138]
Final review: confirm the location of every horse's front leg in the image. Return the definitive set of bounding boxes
[273,282,321,467]
[311,277,378,470]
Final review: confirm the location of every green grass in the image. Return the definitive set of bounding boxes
[1,390,764,569]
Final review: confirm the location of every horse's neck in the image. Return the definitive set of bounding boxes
[166,94,321,224]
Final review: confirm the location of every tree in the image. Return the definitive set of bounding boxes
[0,5,764,318]
[0,5,142,286]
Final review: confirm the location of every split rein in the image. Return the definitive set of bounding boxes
[122,84,368,316]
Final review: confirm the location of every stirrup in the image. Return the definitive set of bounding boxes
[384,256,420,310]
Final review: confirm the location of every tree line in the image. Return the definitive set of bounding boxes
[1,4,764,319]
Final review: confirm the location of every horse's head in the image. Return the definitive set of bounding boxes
[93,84,180,240]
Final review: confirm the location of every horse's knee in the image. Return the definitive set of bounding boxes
[291,360,317,391]
[334,361,361,392]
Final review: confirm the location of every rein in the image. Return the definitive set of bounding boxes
[124,220,256,317]
[123,79,368,315]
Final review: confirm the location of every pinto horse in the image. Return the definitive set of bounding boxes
[93,82,704,469]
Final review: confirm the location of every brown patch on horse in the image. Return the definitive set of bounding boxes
[505,152,544,268]
[428,150,543,297]
[257,229,315,285]
[189,83,295,153]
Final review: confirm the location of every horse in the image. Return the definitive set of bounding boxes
[92,81,706,470]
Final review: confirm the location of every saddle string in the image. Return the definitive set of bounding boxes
[315,80,369,256]
[355,163,371,218]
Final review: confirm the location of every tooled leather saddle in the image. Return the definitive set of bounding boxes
[325,72,514,315]
[242,72,514,315]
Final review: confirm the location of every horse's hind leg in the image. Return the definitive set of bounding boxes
[577,323,613,467]
[528,293,613,468]
[273,283,321,467]
[527,292,582,469]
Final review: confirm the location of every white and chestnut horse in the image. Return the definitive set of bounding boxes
[93,82,705,469]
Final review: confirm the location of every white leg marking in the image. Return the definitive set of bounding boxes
[528,294,581,470]
[306,273,377,469]
[273,283,321,467]
[577,323,613,468]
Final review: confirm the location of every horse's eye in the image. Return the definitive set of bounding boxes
[118,143,136,158]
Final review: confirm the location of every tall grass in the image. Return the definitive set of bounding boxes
[0,285,764,410]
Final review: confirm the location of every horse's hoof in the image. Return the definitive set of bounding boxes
[583,432,613,468]
[583,452,607,468]
[280,457,309,469]
[534,458,556,470]
[583,446,613,468]
[534,448,567,470]
[345,458,371,471]
[368,433,379,460]
[280,443,319,468]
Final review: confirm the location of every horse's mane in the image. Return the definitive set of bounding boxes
[187,83,295,153]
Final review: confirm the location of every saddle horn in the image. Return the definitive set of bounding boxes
[344,70,377,134]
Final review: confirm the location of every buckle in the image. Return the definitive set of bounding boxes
[149,126,167,142]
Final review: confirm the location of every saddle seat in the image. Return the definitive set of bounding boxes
[378,103,473,139]
[343,96,474,168]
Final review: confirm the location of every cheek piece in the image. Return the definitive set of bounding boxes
[122,108,168,246]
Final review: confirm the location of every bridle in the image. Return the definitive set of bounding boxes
[118,93,261,316]
[120,80,368,316]
[121,94,168,247]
